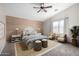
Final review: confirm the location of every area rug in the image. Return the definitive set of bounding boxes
[42,43,79,56]
[15,40,60,56]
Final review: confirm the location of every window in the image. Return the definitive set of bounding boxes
[53,21,59,34]
[52,20,64,34]
[59,20,64,34]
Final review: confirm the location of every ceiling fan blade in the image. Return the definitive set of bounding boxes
[44,6,52,8]
[37,9,41,13]
[33,7,40,8]
[43,9,47,12]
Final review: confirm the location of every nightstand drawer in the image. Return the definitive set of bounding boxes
[11,34,21,42]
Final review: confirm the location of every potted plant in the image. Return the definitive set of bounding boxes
[70,26,79,46]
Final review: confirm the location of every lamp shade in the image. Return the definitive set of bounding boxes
[15,28,20,34]
[16,28,19,31]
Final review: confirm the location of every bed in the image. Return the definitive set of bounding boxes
[22,26,48,49]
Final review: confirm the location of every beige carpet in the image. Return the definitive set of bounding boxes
[15,40,60,56]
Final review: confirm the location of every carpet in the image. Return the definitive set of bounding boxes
[0,43,15,56]
[15,40,60,56]
[42,43,79,56]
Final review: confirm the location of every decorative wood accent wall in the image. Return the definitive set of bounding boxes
[6,16,43,41]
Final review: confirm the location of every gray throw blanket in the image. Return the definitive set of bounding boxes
[22,34,48,49]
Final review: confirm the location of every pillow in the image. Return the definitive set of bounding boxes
[23,30,27,36]
[59,34,64,38]
[31,31,37,35]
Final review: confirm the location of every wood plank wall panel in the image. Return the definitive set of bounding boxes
[6,16,43,41]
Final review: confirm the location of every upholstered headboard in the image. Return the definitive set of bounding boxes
[23,26,37,36]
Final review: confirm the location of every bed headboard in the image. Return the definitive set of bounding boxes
[23,26,37,35]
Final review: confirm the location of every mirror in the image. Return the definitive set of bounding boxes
[0,22,5,40]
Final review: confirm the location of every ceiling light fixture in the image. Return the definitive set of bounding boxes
[33,3,52,13]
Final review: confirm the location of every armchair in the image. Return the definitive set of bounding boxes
[57,34,67,43]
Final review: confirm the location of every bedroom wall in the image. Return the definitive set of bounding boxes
[43,3,79,42]
[0,5,6,54]
[43,19,51,36]
[6,16,43,41]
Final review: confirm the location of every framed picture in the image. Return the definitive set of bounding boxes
[0,22,5,40]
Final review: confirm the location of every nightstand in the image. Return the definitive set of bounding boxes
[11,34,21,42]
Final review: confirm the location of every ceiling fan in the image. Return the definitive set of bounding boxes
[33,3,52,13]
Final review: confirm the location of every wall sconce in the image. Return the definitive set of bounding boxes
[37,28,40,32]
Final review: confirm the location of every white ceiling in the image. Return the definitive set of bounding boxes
[1,3,74,21]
